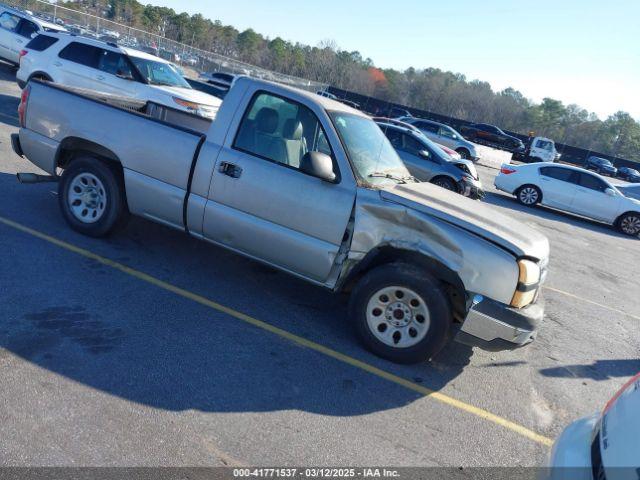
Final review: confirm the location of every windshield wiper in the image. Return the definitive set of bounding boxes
[368,172,415,183]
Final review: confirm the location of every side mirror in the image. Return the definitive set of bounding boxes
[605,188,616,197]
[300,151,336,182]
[418,150,431,159]
[30,32,38,39]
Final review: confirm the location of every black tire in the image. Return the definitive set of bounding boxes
[617,212,640,236]
[456,148,470,160]
[349,263,452,364]
[58,156,129,237]
[431,176,459,193]
[516,184,542,207]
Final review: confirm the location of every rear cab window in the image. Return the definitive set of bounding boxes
[25,34,58,51]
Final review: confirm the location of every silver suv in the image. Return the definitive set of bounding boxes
[400,117,480,162]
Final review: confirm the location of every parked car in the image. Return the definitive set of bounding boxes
[16,33,221,119]
[0,4,66,65]
[202,71,237,90]
[399,117,481,161]
[617,166,640,183]
[512,136,559,163]
[376,120,484,199]
[13,77,549,364]
[618,183,640,201]
[316,90,338,100]
[337,98,360,110]
[459,123,525,153]
[585,156,618,177]
[548,372,640,475]
[495,163,640,236]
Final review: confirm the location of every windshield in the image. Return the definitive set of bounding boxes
[129,56,191,88]
[330,112,412,186]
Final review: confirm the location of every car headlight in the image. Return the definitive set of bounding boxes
[510,259,541,308]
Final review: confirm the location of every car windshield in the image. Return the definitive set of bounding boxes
[617,185,640,197]
[330,112,413,186]
[129,56,191,88]
[597,158,613,166]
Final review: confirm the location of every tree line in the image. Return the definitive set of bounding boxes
[52,0,640,161]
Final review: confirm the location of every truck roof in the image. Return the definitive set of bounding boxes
[234,76,367,117]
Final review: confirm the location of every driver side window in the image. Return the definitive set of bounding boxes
[234,92,333,170]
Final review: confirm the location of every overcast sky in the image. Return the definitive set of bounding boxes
[151,0,640,120]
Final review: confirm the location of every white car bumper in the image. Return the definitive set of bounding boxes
[547,413,598,479]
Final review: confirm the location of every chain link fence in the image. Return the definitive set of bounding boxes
[5,0,326,92]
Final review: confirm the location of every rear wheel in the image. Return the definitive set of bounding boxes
[58,156,128,237]
[516,185,541,206]
[431,176,459,193]
[349,264,452,364]
[617,213,640,236]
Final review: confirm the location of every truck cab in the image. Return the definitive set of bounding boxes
[512,136,559,163]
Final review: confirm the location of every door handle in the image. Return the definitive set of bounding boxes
[541,178,550,181]
[219,161,242,178]
[97,75,105,80]
[16,39,23,44]
[53,61,62,67]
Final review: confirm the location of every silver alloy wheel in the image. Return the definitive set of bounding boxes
[366,286,431,349]
[67,172,107,224]
[620,215,640,235]
[519,187,539,205]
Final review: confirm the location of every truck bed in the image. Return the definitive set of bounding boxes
[20,80,213,230]
[40,81,213,135]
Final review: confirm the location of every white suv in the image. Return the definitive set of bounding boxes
[17,32,221,119]
[0,5,65,65]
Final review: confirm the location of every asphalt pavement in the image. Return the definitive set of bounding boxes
[0,61,638,467]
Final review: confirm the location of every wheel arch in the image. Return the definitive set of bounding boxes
[339,246,468,321]
[455,147,470,157]
[615,210,640,227]
[56,137,122,171]
[28,71,53,82]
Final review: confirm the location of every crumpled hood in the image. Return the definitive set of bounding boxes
[380,182,550,260]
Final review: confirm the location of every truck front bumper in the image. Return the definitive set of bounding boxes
[455,295,543,351]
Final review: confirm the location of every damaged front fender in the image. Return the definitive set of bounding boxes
[339,189,520,306]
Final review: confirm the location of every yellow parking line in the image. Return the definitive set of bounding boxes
[543,285,640,321]
[0,215,554,448]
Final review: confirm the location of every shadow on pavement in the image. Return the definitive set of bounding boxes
[0,171,474,416]
[540,359,640,381]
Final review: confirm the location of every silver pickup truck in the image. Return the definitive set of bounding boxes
[12,77,550,364]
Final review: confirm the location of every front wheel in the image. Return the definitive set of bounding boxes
[516,185,541,207]
[349,264,452,364]
[431,176,459,193]
[456,148,470,160]
[618,213,640,236]
[58,156,128,237]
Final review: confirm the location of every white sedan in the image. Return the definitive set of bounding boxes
[494,163,640,236]
[548,372,640,477]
